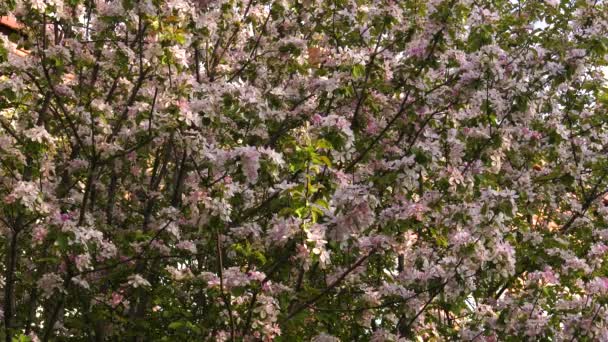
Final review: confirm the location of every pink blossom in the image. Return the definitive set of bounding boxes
[407,39,428,58]
[176,240,197,254]
[237,147,261,184]
[32,226,48,244]
[38,273,64,298]
[111,292,125,308]
[311,114,323,125]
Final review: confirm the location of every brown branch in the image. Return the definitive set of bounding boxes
[284,250,375,321]
[216,227,236,340]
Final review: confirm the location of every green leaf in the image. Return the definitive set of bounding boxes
[352,64,365,78]
[12,334,30,342]
[316,155,332,167]
[315,139,333,150]
[168,321,185,330]
[56,234,69,251]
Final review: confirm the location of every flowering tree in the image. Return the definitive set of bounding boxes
[1,0,608,340]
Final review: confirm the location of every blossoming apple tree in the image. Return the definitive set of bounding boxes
[1,0,608,340]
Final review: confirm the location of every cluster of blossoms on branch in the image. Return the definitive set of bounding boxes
[1,0,608,340]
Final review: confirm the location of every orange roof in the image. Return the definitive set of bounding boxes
[0,16,23,31]
[0,15,28,57]
[8,42,28,57]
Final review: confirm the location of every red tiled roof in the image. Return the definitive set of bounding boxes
[0,15,28,57]
[0,16,23,31]
[0,16,74,79]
